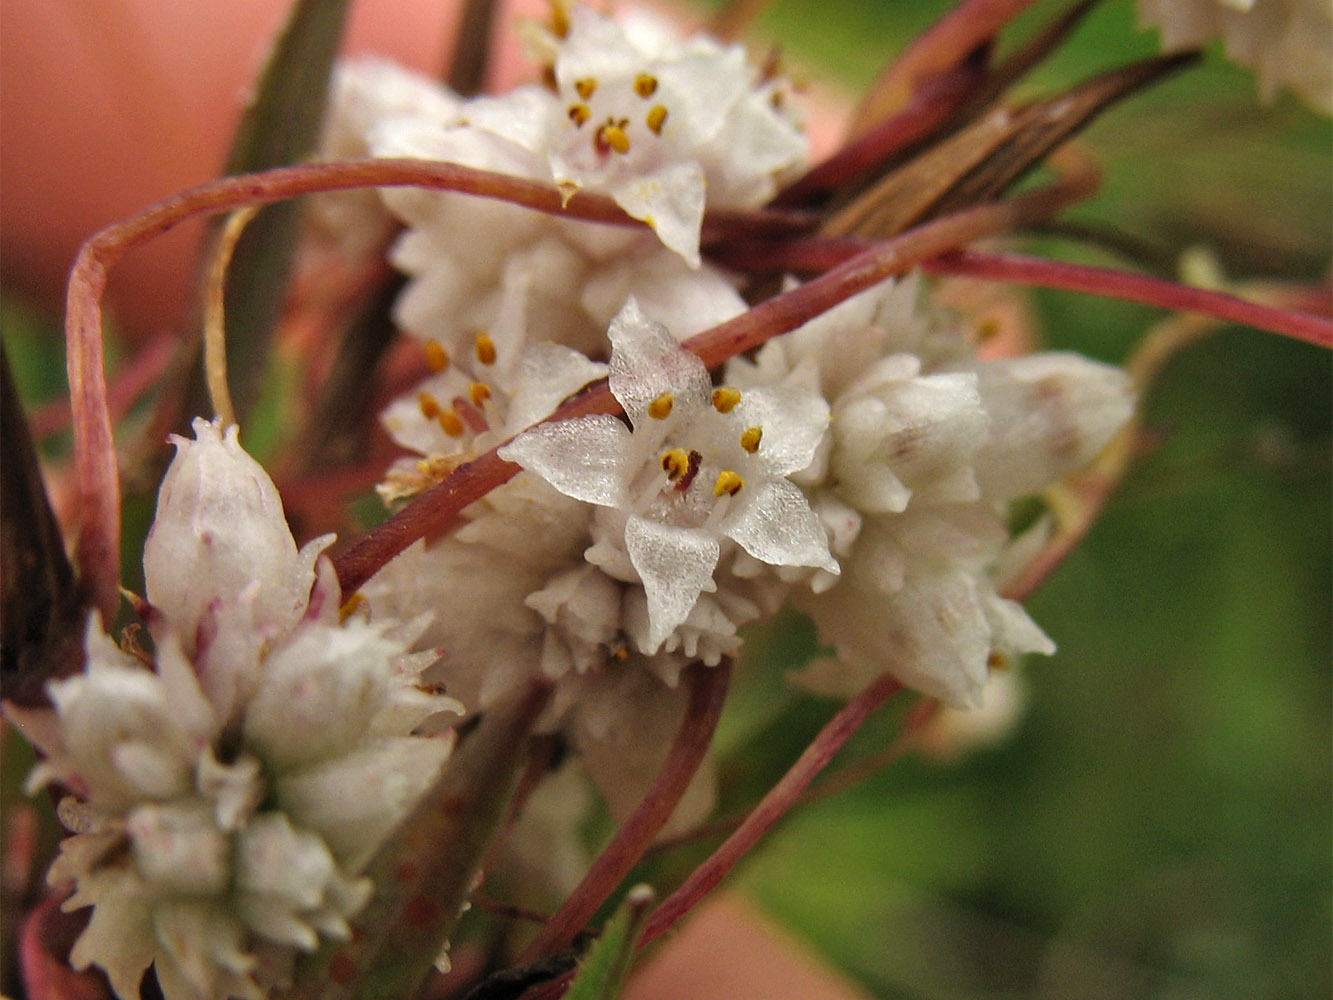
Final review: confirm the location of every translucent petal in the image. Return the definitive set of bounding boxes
[607,298,710,424]
[500,415,634,507]
[722,478,839,574]
[624,515,720,653]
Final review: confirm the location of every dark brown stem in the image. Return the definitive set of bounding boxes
[639,674,902,946]
[519,660,732,964]
[849,0,1038,138]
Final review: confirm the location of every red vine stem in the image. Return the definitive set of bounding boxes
[924,250,1333,349]
[62,159,815,621]
[639,673,903,947]
[518,660,732,964]
[332,172,1095,595]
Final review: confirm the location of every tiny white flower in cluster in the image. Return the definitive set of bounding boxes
[728,277,1135,707]
[501,298,837,654]
[7,419,459,1000]
[1137,0,1333,113]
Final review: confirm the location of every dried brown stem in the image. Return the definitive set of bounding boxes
[849,0,1038,138]
[519,660,732,964]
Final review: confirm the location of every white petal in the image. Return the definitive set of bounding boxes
[721,478,839,574]
[607,299,711,424]
[624,516,720,653]
[499,415,634,507]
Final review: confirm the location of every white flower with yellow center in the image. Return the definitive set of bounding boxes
[500,298,837,654]
[521,4,807,263]
[6,419,459,1000]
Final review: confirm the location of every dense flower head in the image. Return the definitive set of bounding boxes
[7,420,459,1000]
[1138,0,1333,112]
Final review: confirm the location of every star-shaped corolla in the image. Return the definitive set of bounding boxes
[500,299,836,654]
[517,4,806,264]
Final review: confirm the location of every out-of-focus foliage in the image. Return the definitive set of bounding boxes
[694,1,1331,997]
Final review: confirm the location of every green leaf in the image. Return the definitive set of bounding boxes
[565,885,656,1000]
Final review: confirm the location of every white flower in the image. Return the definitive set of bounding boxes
[6,419,459,1000]
[521,5,808,263]
[728,277,1134,707]
[501,299,836,654]
[1138,0,1333,112]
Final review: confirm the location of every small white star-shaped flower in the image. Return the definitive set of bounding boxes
[501,299,836,653]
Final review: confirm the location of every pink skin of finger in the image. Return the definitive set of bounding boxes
[0,0,848,342]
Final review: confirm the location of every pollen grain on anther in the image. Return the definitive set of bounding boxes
[474,331,497,366]
[712,387,742,413]
[646,104,668,135]
[648,392,674,419]
[740,426,763,453]
[714,470,744,496]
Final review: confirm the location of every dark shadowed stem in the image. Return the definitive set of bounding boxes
[519,661,732,964]
[772,61,984,207]
[639,674,902,947]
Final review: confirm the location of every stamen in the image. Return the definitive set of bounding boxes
[474,331,497,366]
[634,73,659,98]
[740,426,763,453]
[437,410,466,437]
[568,103,592,127]
[678,450,703,492]
[647,392,674,419]
[661,448,690,480]
[424,339,450,372]
[339,592,366,623]
[596,120,631,155]
[714,470,744,496]
[712,387,742,413]
[417,391,443,419]
[551,0,570,38]
[646,104,668,135]
[575,77,598,100]
[469,382,492,407]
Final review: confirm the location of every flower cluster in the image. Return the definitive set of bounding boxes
[8,421,459,1000]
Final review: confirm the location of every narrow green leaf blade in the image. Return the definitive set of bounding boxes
[565,886,656,1000]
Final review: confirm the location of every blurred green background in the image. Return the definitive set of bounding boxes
[3,1,1329,998]
[698,1,1332,997]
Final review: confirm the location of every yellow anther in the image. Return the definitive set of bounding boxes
[339,592,367,623]
[474,331,497,366]
[551,0,571,38]
[424,340,450,372]
[711,387,742,413]
[647,392,674,419]
[740,426,763,453]
[568,103,592,126]
[438,409,466,437]
[417,391,442,419]
[598,121,631,155]
[634,73,659,98]
[661,448,690,480]
[575,77,598,100]
[714,470,744,496]
[646,104,668,135]
[469,382,492,407]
